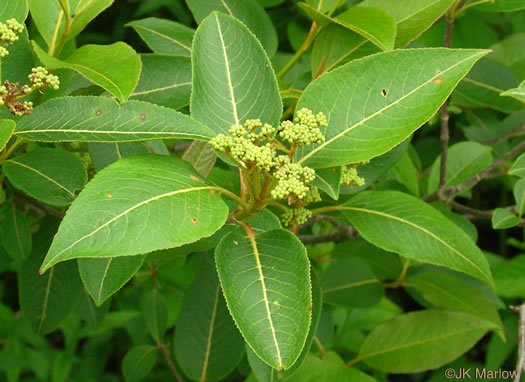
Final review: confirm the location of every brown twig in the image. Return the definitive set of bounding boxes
[159,343,183,382]
[511,304,525,382]
[444,140,525,198]
[298,226,356,244]
[484,124,525,146]
[424,139,525,203]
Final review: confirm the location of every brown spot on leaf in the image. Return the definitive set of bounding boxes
[332,167,337,172]
[140,113,147,121]
[191,217,198,224]
[107,194,112,199]
[95,109,102,116]
[169,125,175,129]
[190,174,205,184]
[209,189,216,195]
[434,78,443,85]
[233,240,239,245]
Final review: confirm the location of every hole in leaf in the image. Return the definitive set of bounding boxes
[381,88,387,97]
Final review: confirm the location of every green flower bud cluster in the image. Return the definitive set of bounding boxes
[0,19,24,57]
[281,207,312,227]
[341,166,365,187]
[303,186,322,204]
[210,110,325,203]
[271,159,315,200]
[210,120,278,172]
[278,108,326,146]
[29,67,60,90]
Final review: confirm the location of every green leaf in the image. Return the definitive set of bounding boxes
[427,142,493,196]
[501,80,525,102]
[321,258,384,308]
[121,345,157,382]
[492,255,525,298]
[491,208,520,230]
[77,289,109,327]
[311,166,341,200]
[311,24,379,74]
[40,155,229,272]
[341,191,493,286]
[215,228,311,370]
[298,3,396,51]
[295,48,488,168]
[27,0,62,45]
[78,255,144,306]
[513,177,525,217]
[175,260,244,381]
[285,352,376,382]
[0,204,32,261]
[334,239,403,280]
[15,96,214,142]
[305,0,339,13]
[191,12,282,135]
[182,141,217,177]
[452,59,524,113]
[246,273,323,381]
[126,17,194,57]
[68,0,114,41]
[4,148,87,207]
[88,142,150,172]
[490,33,525,80]
[389,151,420,196]
[32,42,141,102]
[142,289,169,343]
[467,0,525,12]
[407,271,502,331]
[0,120,15,151]
[186,0,278,56]
[360,0,455,48]
[509,152,525,177]
[130,54,191,109]
[0,0,28,21]
[358,310,496,373]
[18,219,83,334]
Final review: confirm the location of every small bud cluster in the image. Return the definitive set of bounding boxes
[271,157,315,200]
[278,108,326,146]
[210,110,327,203]
[29,67,60,90]
[341,166,365,187]
[303,186,322,204]
[281,207,312,227]
[0,19,24,57]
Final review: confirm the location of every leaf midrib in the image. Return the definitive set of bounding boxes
[42,186,215,271]
[7,159,76,197]
[297,51,486,165]
[342,206,490,281]
[200,284,220,382]
[215,13,240,126]
[131,24,191,52]
[360,325,486,361]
